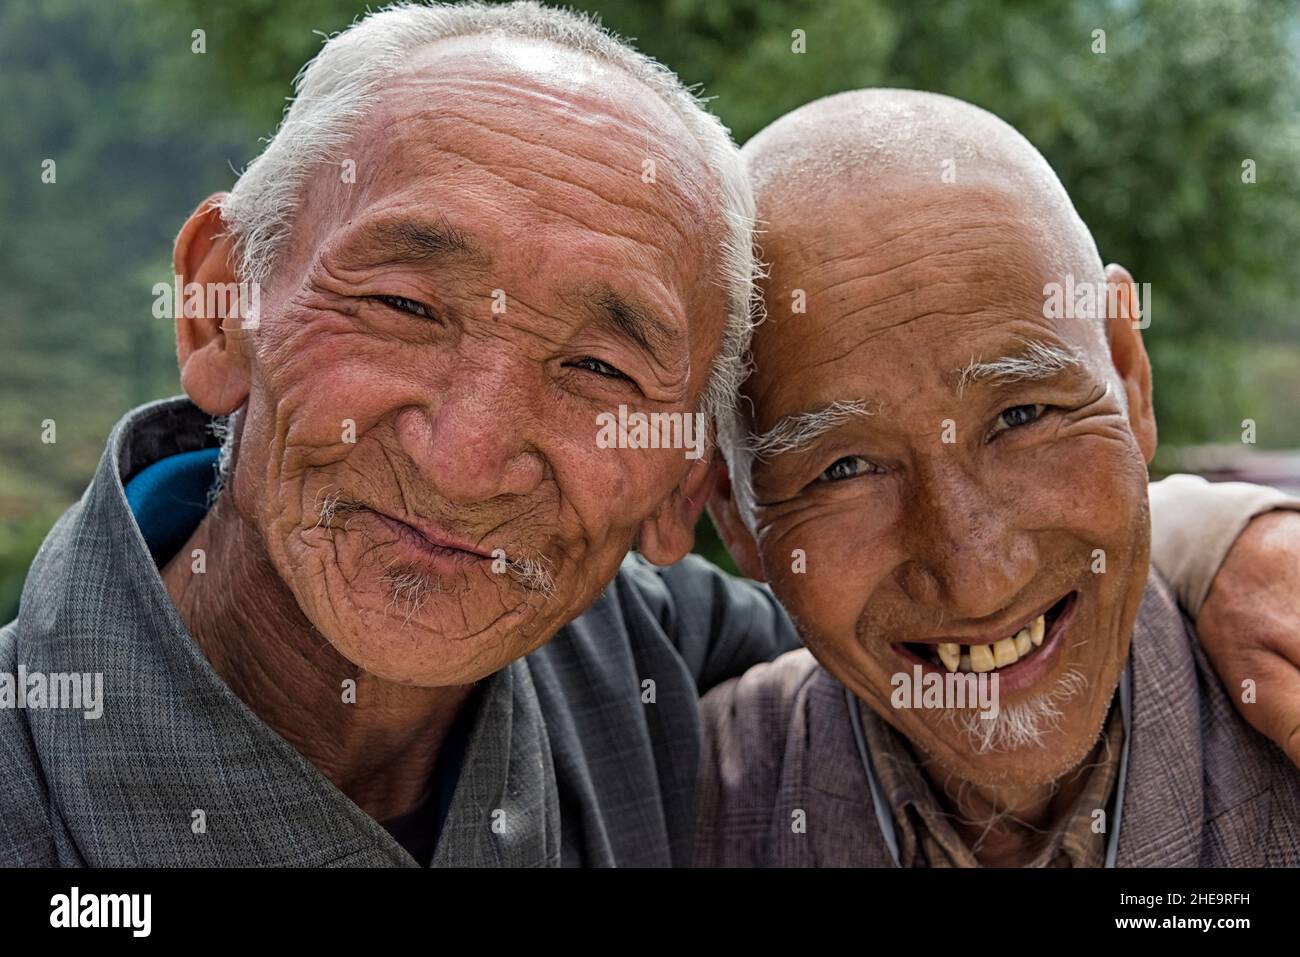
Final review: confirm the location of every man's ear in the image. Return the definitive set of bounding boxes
[173,193,251,416]
[705,459,765,582]
[1104,263,1157,463]
[637,453,720,566]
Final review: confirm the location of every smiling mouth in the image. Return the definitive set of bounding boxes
[898,592,1076,674]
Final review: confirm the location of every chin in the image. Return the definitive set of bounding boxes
[945,722,1105,790]
[324,613,527,687]
[304,572,553,686]
[911,664,1123,790]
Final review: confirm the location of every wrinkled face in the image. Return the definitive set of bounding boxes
[227,39,727,686]
[741,184,1151,789]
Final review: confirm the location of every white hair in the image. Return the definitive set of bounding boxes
[742,399,872,462]
[214,0,757,480]
[956,339,1083,396]
[949,667,1090,754]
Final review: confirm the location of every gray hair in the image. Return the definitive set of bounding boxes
[214,0,757,480]
[742,399,872,462]
[956,338,1084,396]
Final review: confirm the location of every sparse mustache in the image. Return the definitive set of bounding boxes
[311,486,366,532]
[311,485,557,596]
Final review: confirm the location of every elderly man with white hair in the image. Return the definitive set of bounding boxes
[2,0,776,867]
[2,3,1298,869]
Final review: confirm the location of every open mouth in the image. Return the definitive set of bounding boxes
[898,591,1077,675]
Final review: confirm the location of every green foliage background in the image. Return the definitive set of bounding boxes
[1,0,1297,613]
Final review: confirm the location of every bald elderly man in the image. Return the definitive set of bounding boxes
[697,90,1300,867]
[2,3,1295,868]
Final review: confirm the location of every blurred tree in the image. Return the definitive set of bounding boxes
[0,0,248,511]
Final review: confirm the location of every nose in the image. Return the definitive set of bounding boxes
[893,460,1038,620]
[396,361,546,504]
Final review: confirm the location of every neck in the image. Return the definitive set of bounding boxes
[160,491,473,822]
[920,738,1104,866]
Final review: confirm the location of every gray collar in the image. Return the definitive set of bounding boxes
[16,397,559,866]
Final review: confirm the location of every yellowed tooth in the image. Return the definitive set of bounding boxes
[993,637,1019,668]
[959,653,972,673]
[969,644,996,673]
[1029,613,1046,647]
[1014,627,1033,656]
[937,643,961,673]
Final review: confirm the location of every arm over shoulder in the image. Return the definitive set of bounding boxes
[1149,473,1300,616]
[694,648,820,867]
[617,552,801,694]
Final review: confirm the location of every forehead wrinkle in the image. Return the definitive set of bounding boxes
[403,117,679,230]
[758,298,995,387]
[772,198,1015,274]
[411,125,707,272]
[427,73,698,158]
[765,201,1036,332]
[377,60,718,250]
[364,104,720,320]
[327,84,716,292]
[816,274,1006,325]
[349,63,724,314]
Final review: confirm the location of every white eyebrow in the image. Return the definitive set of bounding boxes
[742,399,873,461]
[956,339,1083,396]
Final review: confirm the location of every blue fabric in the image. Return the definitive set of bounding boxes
[124,447,220,566]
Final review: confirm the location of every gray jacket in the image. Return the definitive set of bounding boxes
[696,574,1300,866]
[0,397,799,866]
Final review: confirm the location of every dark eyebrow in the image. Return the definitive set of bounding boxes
[591,286,682,366]
[352,218,486,268]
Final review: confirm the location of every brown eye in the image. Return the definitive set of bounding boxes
[568,356,631,381]
[371,294,436,321]
[817,455,876,483]
[991,403,1046,434]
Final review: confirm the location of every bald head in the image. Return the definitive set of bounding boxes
[744,88,1101,282]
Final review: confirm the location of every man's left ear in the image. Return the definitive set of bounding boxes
[1104,263,1157,463]
[636,453,721,566]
